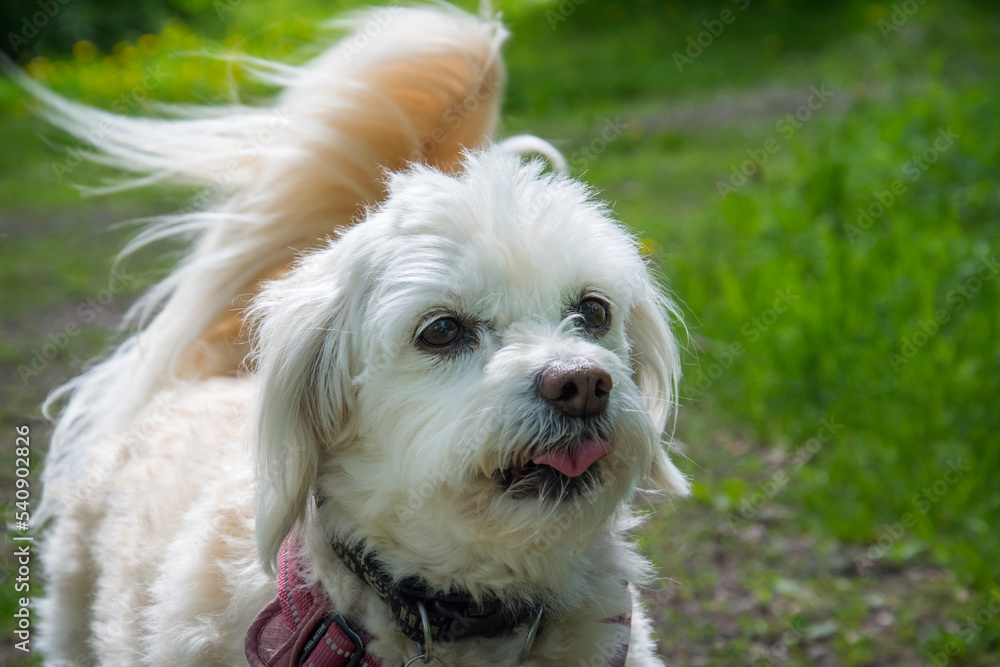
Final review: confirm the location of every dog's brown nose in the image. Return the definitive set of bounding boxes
[538,360,612,418]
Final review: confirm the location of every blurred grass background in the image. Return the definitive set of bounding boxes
[1,0,998,665]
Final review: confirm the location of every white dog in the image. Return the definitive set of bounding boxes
[33,4,689,666]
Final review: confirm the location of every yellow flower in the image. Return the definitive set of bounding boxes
[138,33,159,54]
[161,25,183,49]
[864,4,888,25]
[72,40,97,63]
[26,57,51,80]
[119,45,139,64]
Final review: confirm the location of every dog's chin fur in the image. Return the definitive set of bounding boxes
[32,5,688,667]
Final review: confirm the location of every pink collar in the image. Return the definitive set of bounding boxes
[246,537,631,667]
[245,539,378,667]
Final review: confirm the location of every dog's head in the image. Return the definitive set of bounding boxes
[250,146,687,588]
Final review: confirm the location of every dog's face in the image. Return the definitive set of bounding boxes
[251,148,687,585]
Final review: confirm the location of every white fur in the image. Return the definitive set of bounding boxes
[35,5,688,666]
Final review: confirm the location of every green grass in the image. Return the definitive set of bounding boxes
[661,13,1000,580]
[2,1,999,665]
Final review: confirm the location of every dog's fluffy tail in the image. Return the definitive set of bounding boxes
[36,5,507,520]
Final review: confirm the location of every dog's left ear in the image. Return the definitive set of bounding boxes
[248,248,361,572]
[627,283,691,496]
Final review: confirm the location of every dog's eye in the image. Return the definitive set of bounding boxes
[578,298,609,331]
[420,317,464,347]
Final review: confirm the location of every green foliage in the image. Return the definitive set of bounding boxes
[3,0,201,58]
[668,26,1000,591]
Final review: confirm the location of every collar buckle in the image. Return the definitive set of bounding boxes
[298,613,365,667]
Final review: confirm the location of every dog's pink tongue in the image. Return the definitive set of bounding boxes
[532,439,613,477]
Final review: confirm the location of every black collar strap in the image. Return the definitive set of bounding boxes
[330,538,542,644]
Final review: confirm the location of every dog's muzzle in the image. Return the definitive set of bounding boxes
[494,359,616,499]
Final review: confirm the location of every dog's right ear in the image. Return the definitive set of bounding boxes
[626,282,691,498]
[248,246,360,573]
